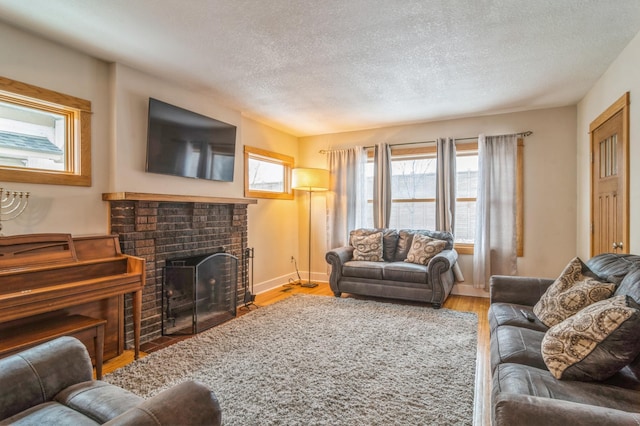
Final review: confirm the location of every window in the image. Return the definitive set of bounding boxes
[244,146,294,199]
[0,76,92,186]
[362,141,523,255]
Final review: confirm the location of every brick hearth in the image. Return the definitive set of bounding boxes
[104,193,255,348]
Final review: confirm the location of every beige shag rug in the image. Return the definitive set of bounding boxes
[105,294,478,425]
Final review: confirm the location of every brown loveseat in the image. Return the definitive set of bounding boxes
[325,228,458,308]
[0,336,222,425]
[489,253,640,425]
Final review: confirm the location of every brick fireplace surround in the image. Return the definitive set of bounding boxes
[103,192,257,348]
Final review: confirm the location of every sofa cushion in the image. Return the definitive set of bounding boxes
[404,234,447,265]
[615,267,640,304]
[394,229,453,261]
[342,261,384,280]
[533,257,615,327]
[55,381,143,423]
[351,232,383,261]
[586,253,640,284]
[541,295,640,381]
[2,401,100,426]
[490,325,547,373]
[493,363,640,413]
[488,303,548,334]
[382,261,428,284]
[349,228,398,261]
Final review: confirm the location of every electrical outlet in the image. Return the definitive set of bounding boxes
[290,255,295,263]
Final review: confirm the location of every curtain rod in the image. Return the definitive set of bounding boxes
[319,130,532,154]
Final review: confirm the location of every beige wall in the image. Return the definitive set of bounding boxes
[576,29,640,258]
[0,22,301,292]
[0,22,111,236]
[299,107,578,294]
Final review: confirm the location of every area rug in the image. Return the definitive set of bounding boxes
[105,295,478,425]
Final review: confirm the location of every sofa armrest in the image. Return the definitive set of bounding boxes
[325,246,354,293]
[0,336,93,421]
[427,249,458,306]
[104,380,222,426]
[494,393,640,426]
[490,275,555,306]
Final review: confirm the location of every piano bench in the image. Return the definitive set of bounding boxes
[0,315,107,379]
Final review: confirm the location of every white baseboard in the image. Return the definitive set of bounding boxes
[254,271,330,294]
[451,283,490,298]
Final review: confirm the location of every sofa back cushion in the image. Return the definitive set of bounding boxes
[586,253,640,284]
[394,229,454,261]
[615,267,640,304]
[349,228,398,261]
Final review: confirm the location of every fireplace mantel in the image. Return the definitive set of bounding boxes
[102,192,257,205]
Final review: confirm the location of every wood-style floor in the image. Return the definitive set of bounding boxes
[102,283,491,426]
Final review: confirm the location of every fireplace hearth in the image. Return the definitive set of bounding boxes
[163,251,238,335]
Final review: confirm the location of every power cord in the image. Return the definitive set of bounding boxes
[281,256,303,292]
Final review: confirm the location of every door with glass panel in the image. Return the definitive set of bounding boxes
[590,93,629,256]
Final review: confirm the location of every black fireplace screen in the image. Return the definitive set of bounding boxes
[163,252,238,335]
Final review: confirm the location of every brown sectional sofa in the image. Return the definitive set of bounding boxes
[489,253,640,425]
[325,228,458,308]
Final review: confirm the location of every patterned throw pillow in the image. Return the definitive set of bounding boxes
[352,232,383,261]
[533,257,615,327]
[404,234,447,265]
[541,295,640,381]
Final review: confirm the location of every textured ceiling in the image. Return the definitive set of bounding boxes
[1,0,639,136]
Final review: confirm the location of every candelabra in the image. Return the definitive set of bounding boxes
[0,188,30,235]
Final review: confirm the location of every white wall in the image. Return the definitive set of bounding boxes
[0,22,111,236]
[576,29,640,258]
[299,107,578,295]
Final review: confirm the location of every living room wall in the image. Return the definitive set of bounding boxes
[576,28,640,259]
[0,22,301,291]
[298,106,578,294]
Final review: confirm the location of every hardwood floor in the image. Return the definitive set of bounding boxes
[102,283,491,425]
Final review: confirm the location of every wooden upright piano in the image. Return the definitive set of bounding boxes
[0,233,145,361]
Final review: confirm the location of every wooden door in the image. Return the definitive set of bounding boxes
[590,93,629,256]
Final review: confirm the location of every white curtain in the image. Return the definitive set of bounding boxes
[373,143,392,228]
[473,134,518,290]
[326,147,365,249]
[435,137,464,281]
[435,137,456,233]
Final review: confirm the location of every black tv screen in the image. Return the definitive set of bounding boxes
[145,98,236,182]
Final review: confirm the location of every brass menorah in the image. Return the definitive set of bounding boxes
[0,188,30,234]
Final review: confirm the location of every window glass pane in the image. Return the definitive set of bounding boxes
[454,200,476,243]
[391,157,436,198]
[248,157,284,192]
[456,154,478,198]
[389,201,435,230]
[0,100,66,171]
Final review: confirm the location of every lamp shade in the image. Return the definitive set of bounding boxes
[292,168,329,192]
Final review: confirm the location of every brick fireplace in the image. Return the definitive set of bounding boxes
[103,192,256,348]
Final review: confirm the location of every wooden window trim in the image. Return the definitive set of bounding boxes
[0,76,92,186]
[244,145,294,200]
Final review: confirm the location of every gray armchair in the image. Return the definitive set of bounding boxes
[0,336,222,425]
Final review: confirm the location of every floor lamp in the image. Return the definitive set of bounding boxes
[292,167,330,288]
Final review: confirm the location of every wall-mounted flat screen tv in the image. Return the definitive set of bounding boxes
[145,98,236,182]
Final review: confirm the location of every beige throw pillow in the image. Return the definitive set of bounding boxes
[404,234,446,265]
[352,232,383,261]
[541,295,640,381]
[533,257,615,327]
